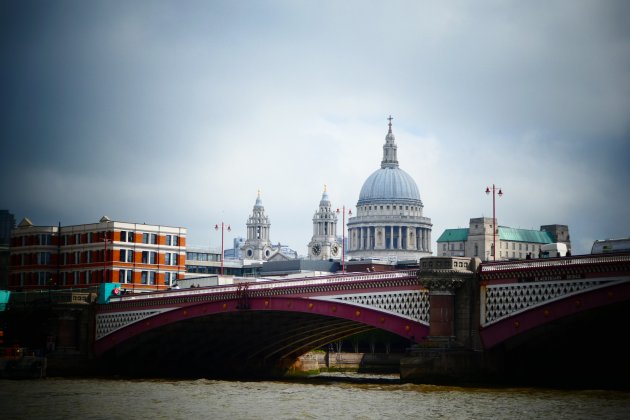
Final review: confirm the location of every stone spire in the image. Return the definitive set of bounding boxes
[381,115,399,169]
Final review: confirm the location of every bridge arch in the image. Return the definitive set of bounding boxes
[96,296,428,377]
[480,280,630,349]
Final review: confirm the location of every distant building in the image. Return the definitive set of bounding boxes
[437,217,571,261]
[241,191,296,262]
[185,246,260,277]
[8,216,187,291]
[0,210,15,246]
[347,118,432,261]
[0,210,14,288]
[224,237,246,259]
[307,186,341,260]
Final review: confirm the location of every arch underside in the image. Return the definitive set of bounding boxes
[480,280,630,350]
[96,297,428,378]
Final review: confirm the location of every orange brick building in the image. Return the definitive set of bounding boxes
[9,216,186,292]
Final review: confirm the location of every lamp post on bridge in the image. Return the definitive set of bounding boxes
[336,206,352,273]
[215,222,231,275]
[485,184,503,261]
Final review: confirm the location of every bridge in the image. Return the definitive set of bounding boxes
[95,270,430,376]
[93,253,630,381]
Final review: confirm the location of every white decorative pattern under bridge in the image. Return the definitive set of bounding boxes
[318,290,430,323]
[482,277,625,325]
[96,308,175,340]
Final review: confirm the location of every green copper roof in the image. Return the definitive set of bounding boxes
[437,226,554,244]
[498,227,554,243]
[437,228,469,242]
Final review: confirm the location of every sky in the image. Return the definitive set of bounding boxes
[1,0,629,256]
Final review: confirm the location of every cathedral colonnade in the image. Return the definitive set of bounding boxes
[347,225,431,253]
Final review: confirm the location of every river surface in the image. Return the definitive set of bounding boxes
[1,373,629,419]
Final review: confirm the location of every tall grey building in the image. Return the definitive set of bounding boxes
[346,117,432,261]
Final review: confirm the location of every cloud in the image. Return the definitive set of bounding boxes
[1,1,629,256]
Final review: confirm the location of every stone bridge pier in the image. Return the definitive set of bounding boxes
[401,257,489,383]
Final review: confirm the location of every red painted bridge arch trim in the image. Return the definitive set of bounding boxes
[95,296,429,356]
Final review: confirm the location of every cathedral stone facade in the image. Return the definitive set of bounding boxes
[346,118,432,261]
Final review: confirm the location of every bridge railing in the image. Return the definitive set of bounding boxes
[480,253,630,273]
[113,270,418,302]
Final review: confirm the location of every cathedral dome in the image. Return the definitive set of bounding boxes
[358,166,422,206]
[357,117,423,207]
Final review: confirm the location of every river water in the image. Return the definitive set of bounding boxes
[1,373,629,419]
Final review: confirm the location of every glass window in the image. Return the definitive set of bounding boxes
[173,236,178,246]
[166,235,171,246]
[142,233,149,244]
[151,234,157,244]
[120,249,133,263]
[141,271,148,284]
[119,269,132,283]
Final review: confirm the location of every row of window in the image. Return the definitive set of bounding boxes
[11,270,179,287]
[12,250,182,267]
[13,231,182,247]
[442,242,543,252]
[186,252,221,262]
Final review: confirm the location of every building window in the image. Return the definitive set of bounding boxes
[120,231,134,242]
[141,251,157,264]
[142,233,149,244]
[512,243,515,250]
[38,252,51,265]
[120,249,134,263]
[164,272,177,286]
[119,269,132,284]
[474,243,479,257]
[442,244,446,251]
[141,271,156,285]
[75,234,81,244]
[165,253,179,266]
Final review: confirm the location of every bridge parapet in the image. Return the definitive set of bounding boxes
[480,253,630,281]
[106,270,419,306]
[479,253,630,328]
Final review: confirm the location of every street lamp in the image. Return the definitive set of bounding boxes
[335,206,352,273]
[214,222,231,275]
[485,184,503,261]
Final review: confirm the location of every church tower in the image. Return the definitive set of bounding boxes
[242,191,275,260]
[308,186,341,260]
